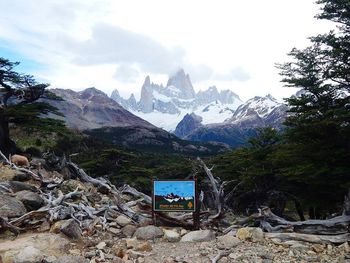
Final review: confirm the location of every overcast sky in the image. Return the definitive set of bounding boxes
[0,0,332,101]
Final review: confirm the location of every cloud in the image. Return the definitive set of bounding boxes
[214,67,251,82]
[114,65,139,83]
[185,64,214,83]
[65,23,187,75]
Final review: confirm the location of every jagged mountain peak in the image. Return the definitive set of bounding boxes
[143,75,151,87]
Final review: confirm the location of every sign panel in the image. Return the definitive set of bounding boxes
[153,180,196,212]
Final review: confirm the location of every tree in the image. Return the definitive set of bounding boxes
[0,57,62,156]
[276,0,350,215]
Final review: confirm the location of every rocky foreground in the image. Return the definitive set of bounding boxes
[0,160,349,263]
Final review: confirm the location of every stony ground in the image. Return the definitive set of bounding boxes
[1,226,349,263]
[0,162,349,263]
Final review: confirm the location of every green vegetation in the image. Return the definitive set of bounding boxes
[209,0,350,218]
[0,57,64,156]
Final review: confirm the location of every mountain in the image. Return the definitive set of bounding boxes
[43,87,229,155]
[176,95,288,147]
[110,69,243,131]
[45,87,153,130]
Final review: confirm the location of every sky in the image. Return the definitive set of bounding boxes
[0,0,333,101]
[154,181,195,197]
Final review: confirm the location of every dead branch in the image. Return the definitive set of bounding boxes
[197,158,224,219]
[0,217,23,237]
[120,184,152,205]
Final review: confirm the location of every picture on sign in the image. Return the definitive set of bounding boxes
[153,180,196,212]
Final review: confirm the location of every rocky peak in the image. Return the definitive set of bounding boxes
[174,113,203,138]
[166,68,195,99]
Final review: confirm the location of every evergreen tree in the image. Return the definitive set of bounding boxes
[0,57,62,156]
[277,0,350,211]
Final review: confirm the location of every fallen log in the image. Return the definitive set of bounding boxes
[260,208,350,235]
[265,232,350,245]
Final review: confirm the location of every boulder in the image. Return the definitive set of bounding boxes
[163,229,181,242]
[217,234,241,249]
[16,190,44,211]
[4,246,43,263]
[0,194,27,218]
[60,219,82,240]
[134,226,164,240]
[236,227,264,242]
[116,215,132,227]
[122,225,137,237]
[180,230,215,242]
[8,181,37,193]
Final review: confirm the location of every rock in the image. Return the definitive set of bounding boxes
[60,219,82,240]
[54,256,87,263]
[126,238,138,249]
[217,234,241,249]
[15,190,44,211]
[0,194,27,218]
[84,251,96,258]
[8,181,37,193]
[96,241,107,250]
[4,246,43,263]
[0,233,70,263]
[108,227,121,235]
[311,244,325,253]
[122,225,137,237]
[116,215,132,226]
[136,241,152,252]
[134,225,164,240]
[340,242,350,253]
[180,230,215,242]
[163,229,181,242]
[236,227,264,242]
[0,166,29,181]
[180,229,188,236]
[30,158,46,168]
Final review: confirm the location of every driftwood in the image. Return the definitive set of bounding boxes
[259,207,350,235]
[197,158,224,219]
[265,232,350,245]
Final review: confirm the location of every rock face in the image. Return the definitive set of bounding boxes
[0,194,27,218]
[180,230,216,242]
[43,87,154,131]
[174,113,203,138]
[134,226,164,240]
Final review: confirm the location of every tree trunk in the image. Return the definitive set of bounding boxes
[0,115,15,157]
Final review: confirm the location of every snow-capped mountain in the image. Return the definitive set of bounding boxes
[175,94,288,147]
[226,94,287,128]
[110,69,243,131]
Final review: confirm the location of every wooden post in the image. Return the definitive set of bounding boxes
[193,176,200,230]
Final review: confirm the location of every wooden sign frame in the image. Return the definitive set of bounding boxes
[152,178,200,230]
